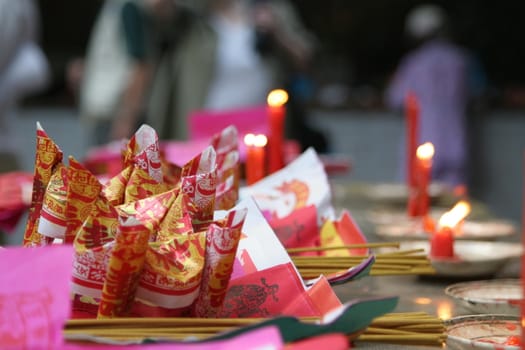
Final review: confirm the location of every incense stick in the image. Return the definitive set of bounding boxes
[64,312,445,346]
[287,242,401,254]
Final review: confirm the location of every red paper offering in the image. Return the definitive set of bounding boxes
[219,197,342,318]
[179,146,218,232]
[23,123,64,246]
[97,216,152,318]
[19,122,350,326]
[240,148,338,255]
[210,126,241,210]
[193,209,247,317]
[321,210,369,257]
[64,157,103,244]
[270,205,320,255]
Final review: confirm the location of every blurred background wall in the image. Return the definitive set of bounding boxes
[13,0,525,232]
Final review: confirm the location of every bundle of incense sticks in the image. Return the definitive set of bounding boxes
[287,243,436,278]
[64,312,445,346]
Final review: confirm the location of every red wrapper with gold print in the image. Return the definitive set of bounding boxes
[155,191,194,242]
[71,188,118,318]
[102,166,133,206]
[104,160,171,207]
[210,126,240,210]
[132,191,204,317]
[64,157,103,244]
[116,187,178,240]
[103,125,170,206]
[132,231,206,317]
[72,185,177,307]
[97,216,152,318]
[181,146,217,232]
[215,173,237,211]
[24,122,64,246]
[124,124,163,183]
[192,208,247,317]
[36,163,68,241]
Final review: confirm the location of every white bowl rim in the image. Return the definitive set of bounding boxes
[444,279,522,304]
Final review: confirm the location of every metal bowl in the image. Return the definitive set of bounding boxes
[445,279,521,316]
[445,314,520,350]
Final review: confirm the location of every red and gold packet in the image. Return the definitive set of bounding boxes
[123,166,171,205]
[180,146,217,232]
[132,231,206,317]
[102,166,133,207]
[160,155,182,188]
[103,126,171,206]
[116,187,178,241]
[192,208,247,317]
[97,215,152,318]
[129,191,205,317]
[36,163,68,242]
[70,187,118,318]
[71,185,175,318]
[64,157,103,244]
[155,190,194,242]
[124,124,163,183]
[210,126,240,210]
[23,122,64,246]
[215,152,240,210]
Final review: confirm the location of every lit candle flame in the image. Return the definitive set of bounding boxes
[439,200,471,228]
[437,301,453,320]
[267,89,289,107]
[416,142,435,160]
[244,133,255,146]
[253,134,268,147]
[244,133,267,147]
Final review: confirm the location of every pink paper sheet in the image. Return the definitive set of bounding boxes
[188,105,269,141]
[0,245,74,349]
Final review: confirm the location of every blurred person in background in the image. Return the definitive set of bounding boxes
[0,0,50,172]
[384,4,487,188]
[76,0,180,145]
[145,0,327,151]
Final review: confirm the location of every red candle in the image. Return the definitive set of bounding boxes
[406,92,420,189]
[408,142,434,217]
[430,201,471,258]
[430,226,454,258]
[267,89,288,173]
[244,133,267,185]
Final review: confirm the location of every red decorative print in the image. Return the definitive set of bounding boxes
[23,124,63,246]
[193,209,247,317]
